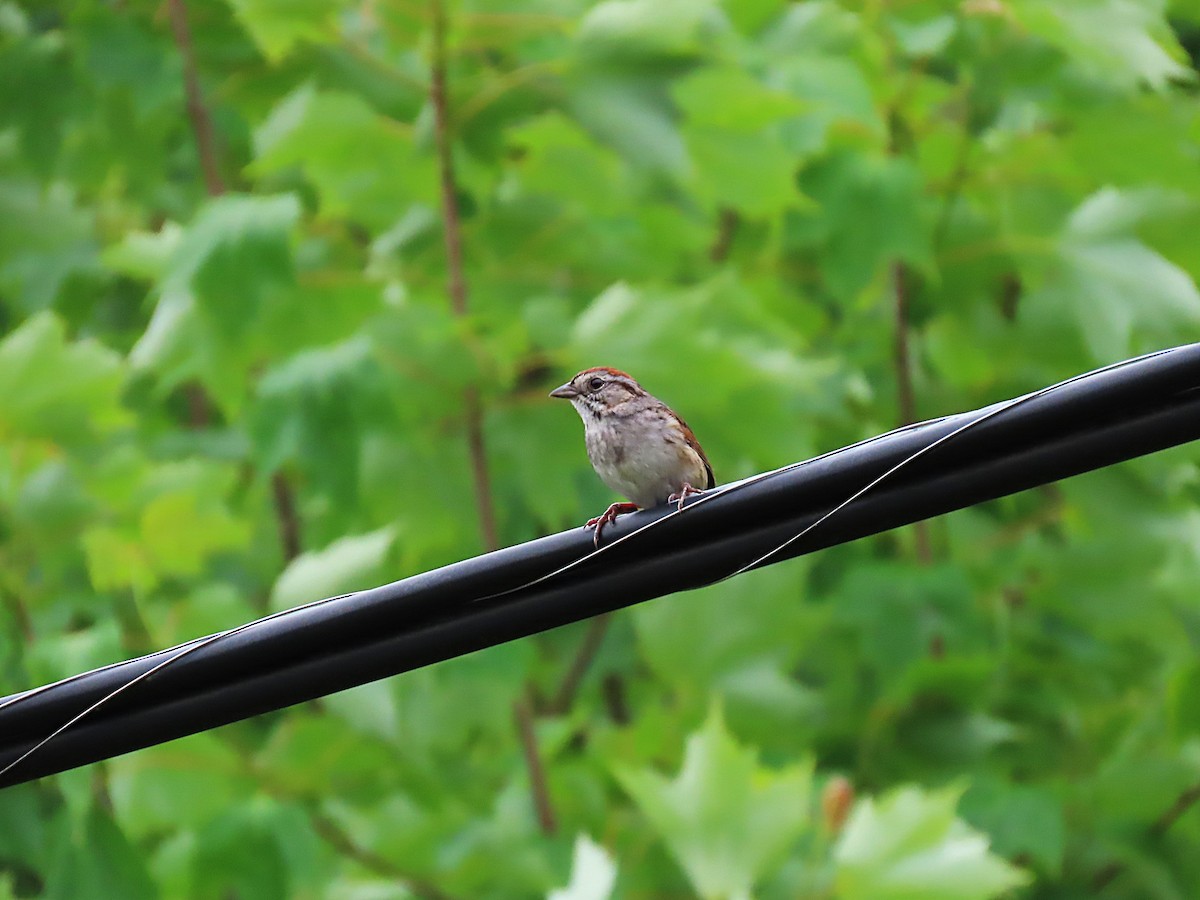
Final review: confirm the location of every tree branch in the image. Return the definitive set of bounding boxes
[168,0,303,565]
[429,0,498,553]
[932,89,973,251]
[183,383,213,428]
[271,471,303,562]
[0,583,33,644]
[1151,782,1200,837]
[1092,781,1200,892]
[548,613,611,715]
[513,696,557,836]
[429,0,553,836]
[310,811,457,900]
[892,262,932,564]
[166,0,225,197]
[709,208,739,263]
[602,673,630,725]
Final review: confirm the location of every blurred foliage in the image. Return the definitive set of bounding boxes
[1,0,1200,896]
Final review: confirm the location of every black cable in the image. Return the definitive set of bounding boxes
[1,343,1199,787]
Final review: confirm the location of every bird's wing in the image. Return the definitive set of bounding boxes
[679,419,715,489]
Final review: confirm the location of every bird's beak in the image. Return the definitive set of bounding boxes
[549,382,578,399]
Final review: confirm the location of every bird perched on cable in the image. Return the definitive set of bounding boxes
[550,367,715,546]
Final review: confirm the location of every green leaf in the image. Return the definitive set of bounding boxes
[577,0,728,61]
[270,527,396,610]
[138,490,250,579]
[187,195,299,338]
[633,564,819,692]
[719,0,788,34]
[108,733,246,835]
[888,14,956,57]
[225,0,342,61]
[189,800,298,900]
[0,785,47,870]
[960,779,1066,875]
[567,73,689,178]
[509,113,627,216]
[673,66,803,132]
[0,312,125,442]
[1023,188,1200,361]
[82,525,157,593]
[0,23,76,174]
[24,618,123,686]
[1168,661,1200,738]
[130,193,301,412]
[249,334,382,503]
[43,807,156,900]
[1010,0,1192,90]
[548,835,618,900]
[0,180,98,311]
[834,784,1030,900]
[100,223,182,282]
[615,705,816,900]
[770,55,884,155]
[684,126,803,216]
[388,642,535,757]
[252,85,436,230]
[793,151,931,298]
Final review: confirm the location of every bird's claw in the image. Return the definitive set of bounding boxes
[667,483,705,511]
[585,502,639,548]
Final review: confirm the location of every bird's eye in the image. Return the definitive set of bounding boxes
[587,377,604,391]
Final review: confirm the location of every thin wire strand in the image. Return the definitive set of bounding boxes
[0,346,1181,780]
[0,591,361,779]
[714,347,1178,581]
[0,591,358,715]
[470,346,1177,604]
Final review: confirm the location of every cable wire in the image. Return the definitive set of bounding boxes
[0,344,1198,787]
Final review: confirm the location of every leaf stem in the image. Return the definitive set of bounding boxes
[429,0,554,836]
[271,472,303,562]
[166,0,226,197]
[892,261,932,565]
[709,208,739,263]
[311,810,457,899]
[429,0,498,553]
[549,613,611,715]
[1152,782,1200,837]
[168,0,305,570]
[514,696,558,835]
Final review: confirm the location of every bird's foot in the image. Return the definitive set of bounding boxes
[585,501,639,548]
[667,482,705,511]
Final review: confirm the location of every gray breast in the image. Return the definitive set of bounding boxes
[583,408,697,508]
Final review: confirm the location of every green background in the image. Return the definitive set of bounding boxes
[2,0,1200,896]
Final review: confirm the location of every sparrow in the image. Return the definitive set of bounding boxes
[550,367,715,546]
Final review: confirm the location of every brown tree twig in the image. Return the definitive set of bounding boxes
[429,0,555,835]
[548,613,612,716]
[513,696,558,835]
[884,98,932,567]
[0,580,33,644]
[206,728,448,895]
[891,262,932,564]
[167,0,303,563]
[932,93,974,251]
[1151,782,1200,837]
[313,811,457,898]
[166,0,226,197]
[184,383,213,428]
[1091,782,1200,892]
[601,673,630,724]
[429,0,499,553]
[709,208,739,263]
[271,471,303,562]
